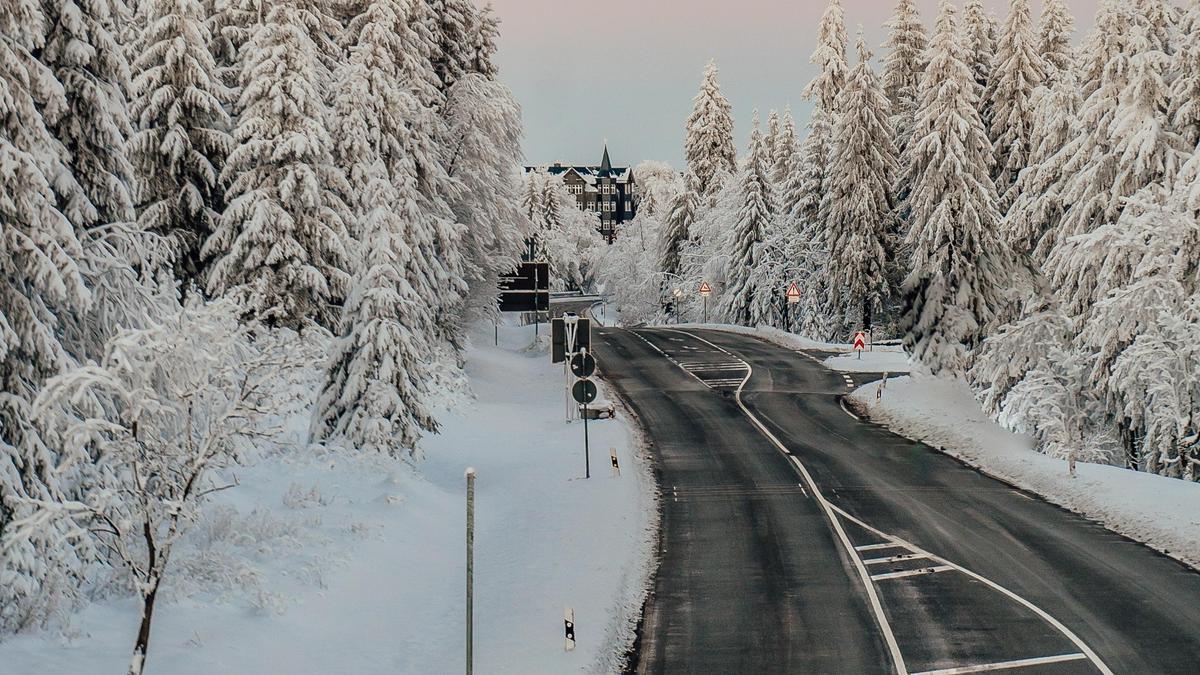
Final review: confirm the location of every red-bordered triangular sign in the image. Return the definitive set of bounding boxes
[698,281,713,297]
[786,282,802,302]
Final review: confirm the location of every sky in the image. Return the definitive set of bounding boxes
[488,0,1102,169]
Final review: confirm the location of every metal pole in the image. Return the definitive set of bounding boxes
[703,296,708,324]
[465,468,475,675]
[584,402,590,479]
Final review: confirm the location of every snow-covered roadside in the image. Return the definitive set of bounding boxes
[662,323,913,373]
[849,375,1200,570]
[0,322,655,674]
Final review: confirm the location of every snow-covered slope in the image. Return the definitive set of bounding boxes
[0,322,655,674]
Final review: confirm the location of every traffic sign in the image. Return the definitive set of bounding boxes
[499,262,550,313]
[570,352,596,378]
[572,379,598,405]
[853,331,868,351]
[786,282,801,304]
[698,281,712,298]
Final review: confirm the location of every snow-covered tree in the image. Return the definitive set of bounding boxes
[1038,0,1076,82]
[719,114,775,327]
[466,3,500,79]
[1172,1,1200,150]
[632,160,683,218]
[804,0,848,114]
[962,0,996,120]
[824,35,897,336]
[658,173,700,289]
[772,107,799,187]
[599,209,666,324]
[684,61,736,199]
[205,1,352,330]
[880,0,927,158]
[426,0,475,92]
[14,300,304,674]
[985,0,1045,192]
[525,172,602,291]
[0,0,93,632]
[443,74,528,316]
[131,0,233,285]
[900,0,1013,375]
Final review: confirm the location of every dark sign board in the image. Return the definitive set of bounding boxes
[499,262,550,312]
[552,318,591,363]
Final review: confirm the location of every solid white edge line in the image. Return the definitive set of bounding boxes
[840,398,862,421]
[659,328,910,675]
[856,542,903,552]
[870,566,954,581]
[825,503,1114,675]
[910,653,1089,675]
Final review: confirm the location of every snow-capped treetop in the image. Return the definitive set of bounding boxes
[881,0,927,155]
[803,0,848,114]
[467,3,500,79]
[773,107,799,187]
[684,60,737,199]
[719,111,776,328]
[1038,0,1076,83]
[1172,0,1200,150]
[1077,1,1134,102]
[764,110,781,172]
[962,0,996,105]
[986,0,1045,191]
[1135,0,1179,55]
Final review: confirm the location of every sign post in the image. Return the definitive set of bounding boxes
[853,331,868,360]
[571,349,598,479]
[785,282,801,333]
[699,281,712,324]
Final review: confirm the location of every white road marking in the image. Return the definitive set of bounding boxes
[657,328,910,675]
[839,398,862,421]
[863,553,930,565]
[871,566,954,581]
[856,542,903,552]
[826,502,1113,675]
[911,653,1089,675]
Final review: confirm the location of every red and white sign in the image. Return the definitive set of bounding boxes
[786,282,802,304]
[698,281,713,298]
[853,331,868,352]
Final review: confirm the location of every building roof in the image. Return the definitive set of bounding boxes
[525,145,636,185]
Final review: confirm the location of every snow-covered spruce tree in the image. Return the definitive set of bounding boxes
[443,74,528,318]
[1046,22,1190,318]
[773,107,799,187]
[658,172,700,289]
[1038,0,1076,82]
[900,0,1013,376]
[131,0,233,286]
[599,209,666,324]
[985,0,1045,194]
[313,158,439,456]
[962,0,996,123]
[425,0,475,92]
[719,113,775,327]
[764,110,781,173]
[824,35,897,337]
[205,1,352,331]
[533,172,602,291]
[207,0,257,89]
[0,0,96,632]
[17,300,304,674]
[1001,69,1082,259]
[804,0,848,115]
[1172,1,1200,151]
[880,0,927,159]
[466,3,500,79]
[1135,0,1179,56]
[684,61,737,200]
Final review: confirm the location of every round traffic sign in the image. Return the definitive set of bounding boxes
[572,379,598,405]
[571,352,597,378]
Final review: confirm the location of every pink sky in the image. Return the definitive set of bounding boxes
[487,0,1102,168]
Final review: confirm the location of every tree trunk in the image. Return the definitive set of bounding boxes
[128,575,160,675]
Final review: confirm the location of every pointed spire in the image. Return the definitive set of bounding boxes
[600,143,613,175]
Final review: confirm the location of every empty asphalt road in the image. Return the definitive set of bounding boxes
[593,327,1200,675]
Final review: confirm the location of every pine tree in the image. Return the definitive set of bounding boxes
[900,0,1012,376]
[962,0,996,120]
[659,173,700,284]
[426,0,475,92]
[1038,0,1076,82]
[880,0,927,158]
[773,107,798,187]
[719,114,775,327]
[205,1,352,330]
[467,3,500,79]
[804,0,848,114]
[764,109,781,173]
[985,0,1044,193]
[1135,0,1178,55]
[684,61,737,200]
[824,35,897,336]
[0,0,93,631]
[131,0,234,285]
[1172,1,1200,150]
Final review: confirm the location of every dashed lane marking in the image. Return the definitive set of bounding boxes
[863,553,931,565]
[871,566,955,582]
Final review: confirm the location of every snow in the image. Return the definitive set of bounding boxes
[670,324,912,373]
[0,322,655,674]
[849,374,1200,570]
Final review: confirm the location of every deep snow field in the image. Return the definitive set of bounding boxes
[0,322,655,674]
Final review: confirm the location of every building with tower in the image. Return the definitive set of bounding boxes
[526,145,638,244]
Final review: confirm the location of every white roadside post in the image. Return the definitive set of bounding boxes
[610,448,621,477]
[564,607,576,652]
[465,467,476,675]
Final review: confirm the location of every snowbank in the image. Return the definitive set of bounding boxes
[0,323,656,674]
[663,323,913,373]
[850,375,1200,570]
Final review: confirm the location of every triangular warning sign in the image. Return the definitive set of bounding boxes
[786,282,801,302]
[698,281,713,297]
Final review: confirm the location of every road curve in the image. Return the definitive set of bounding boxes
[592,326,1200,675]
